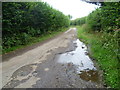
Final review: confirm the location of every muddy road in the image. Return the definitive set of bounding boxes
[1,28,104,88]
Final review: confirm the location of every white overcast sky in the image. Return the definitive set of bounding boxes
[42,0,99,20]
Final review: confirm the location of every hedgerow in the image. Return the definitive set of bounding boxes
[2,2,70,51]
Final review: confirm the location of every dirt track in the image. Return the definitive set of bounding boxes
[1,28,103,88]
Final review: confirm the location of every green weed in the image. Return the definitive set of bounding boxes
[77,25,119,88]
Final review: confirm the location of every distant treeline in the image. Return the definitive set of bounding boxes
[2,2,70,51]
[71,2,120,33]
[70,16,86,26]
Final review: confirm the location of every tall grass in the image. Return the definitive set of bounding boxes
[77,25,119,88]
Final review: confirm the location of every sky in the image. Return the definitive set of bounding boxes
[42,0,99,20]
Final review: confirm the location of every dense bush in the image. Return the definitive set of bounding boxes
[2,2,70,51]
[86,2,120,32]
[86,8,102,31]
[100,2,120,32]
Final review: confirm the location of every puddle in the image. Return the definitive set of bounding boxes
[79,70,99,82]
[57,39,99,82]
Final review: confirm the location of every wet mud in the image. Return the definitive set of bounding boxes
[79,70,99,82]
[57,39,102,85]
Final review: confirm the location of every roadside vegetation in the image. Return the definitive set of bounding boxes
[71,2,119,88]
[2,2,70,54]
[2,1,119,89]
[3,27,69,54]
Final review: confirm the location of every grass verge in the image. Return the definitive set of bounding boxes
[2,27,69,54]
[76,25,119,88]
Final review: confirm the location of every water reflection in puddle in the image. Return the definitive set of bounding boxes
[58,39,99,82]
